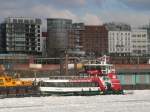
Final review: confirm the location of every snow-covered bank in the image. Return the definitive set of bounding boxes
[0,90,150,112]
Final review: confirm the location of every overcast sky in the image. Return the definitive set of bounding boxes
[0,0,150,30]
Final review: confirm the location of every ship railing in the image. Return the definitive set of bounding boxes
[49,76,89,80]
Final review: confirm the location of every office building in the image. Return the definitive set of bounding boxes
[108,31,131,56]
[47,18,72,57]
[131,29,148,56]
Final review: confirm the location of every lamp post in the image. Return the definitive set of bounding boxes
[65,49,69,76]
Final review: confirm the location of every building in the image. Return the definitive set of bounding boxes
[68,23,85,56]
[108,29,149,64]
[41,32,48,56]
[140,25,150,55]
[0,24,5,52]
[108,31,131,56]
[81,25,108,56]
[105,22,131,31]
[47,18,72,57]
[107,27,149,64]
[131,29,148,56]
[106,23,132,64]
[0,17,42,55]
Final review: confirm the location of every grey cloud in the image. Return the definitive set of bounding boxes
[100,10,150,27]
[47,0,86,8]
[58,0,86,5]
[0,0,38,11]
[0,0,149,28]
[121,0,150,10]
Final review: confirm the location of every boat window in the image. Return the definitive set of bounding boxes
[84,65,101,71]
[103,76,109,81]
[79,73,88,77]
[0,79,4,85]
[41,82,99,87]
[101,66,105,70]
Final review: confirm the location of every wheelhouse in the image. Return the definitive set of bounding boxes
[84,64,114,74]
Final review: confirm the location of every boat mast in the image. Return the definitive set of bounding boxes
[65,49,68,76]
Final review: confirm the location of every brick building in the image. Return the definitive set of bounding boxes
[81,25,108,56]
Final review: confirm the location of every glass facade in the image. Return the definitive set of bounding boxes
[47,18,72,57]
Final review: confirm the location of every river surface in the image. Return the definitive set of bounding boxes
[0,90,150,112]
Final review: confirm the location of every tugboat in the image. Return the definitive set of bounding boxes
[38,55,123,96]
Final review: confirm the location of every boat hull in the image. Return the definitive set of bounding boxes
[39,87,101,96]
[0,86,37,98]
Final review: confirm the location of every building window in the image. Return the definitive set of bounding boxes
[13,19,17,23]
[142,34,146,37]
[137,34,141,37]
[18,19,23,23]
[24,20,29,24]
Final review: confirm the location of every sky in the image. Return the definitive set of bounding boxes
[0,0,150,30]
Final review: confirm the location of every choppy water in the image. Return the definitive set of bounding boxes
[0,90,150,112]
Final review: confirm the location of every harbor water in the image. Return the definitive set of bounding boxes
[0,90,150,112]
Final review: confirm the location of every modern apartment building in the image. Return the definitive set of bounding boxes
[131,29,148,56]
[0,17,42,55]
[47,18,72,57]
[108,31,131,56]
